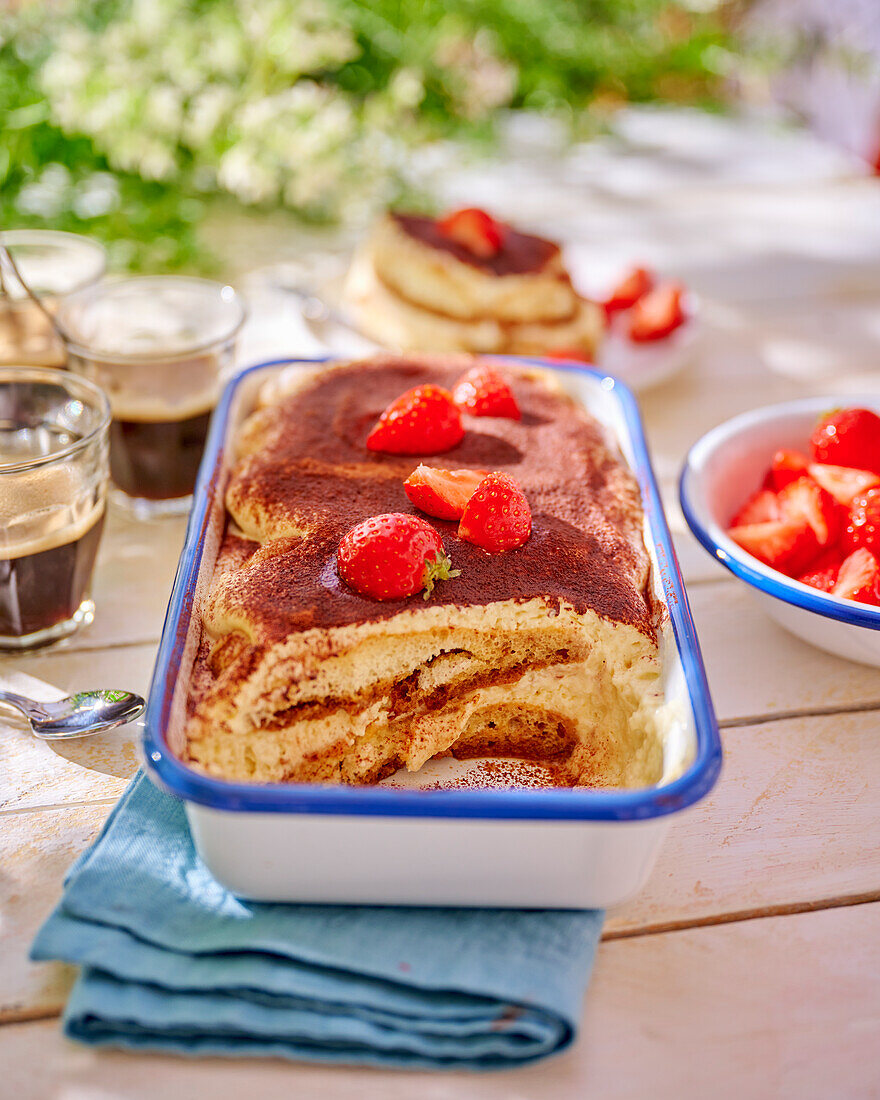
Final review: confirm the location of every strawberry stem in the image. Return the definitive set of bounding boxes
[422,551,461,599]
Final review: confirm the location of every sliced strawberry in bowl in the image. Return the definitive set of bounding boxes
[776,475,842,550]
[797,548,843,593]
[832,548,880,606]
[843,485,880,558]
[810,407,880,474]
[458,472,531,553]
[604,266,654,315]
[337,513,460,601]
[404,465,487,521]
[627,282,686,343]
[437,208,503,259]
[730,489,779,528]
[764,449,809,492]
[808,463,880,507]
[366,385,464,455]
[727,519,820,577]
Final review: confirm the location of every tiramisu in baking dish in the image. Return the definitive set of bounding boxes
[183,353,668,790]
[344,210,604,358]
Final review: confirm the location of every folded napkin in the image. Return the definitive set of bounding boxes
[32,773,603,1070]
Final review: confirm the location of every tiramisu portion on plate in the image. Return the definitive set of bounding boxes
[344,210,604,358]
[183,354,666,789]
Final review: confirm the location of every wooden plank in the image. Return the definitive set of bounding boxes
[4,708,879,1020]
[0,804,108,1023]
[3,903,878,1099]
[609,709,880,934]
[0,648,154,812]
[688,581,880,722]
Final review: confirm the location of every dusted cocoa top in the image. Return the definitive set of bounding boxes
[217,355,656,641]
[392,213,561,277]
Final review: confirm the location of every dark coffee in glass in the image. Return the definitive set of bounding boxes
[0,368,110,648]
[59,277,244,517]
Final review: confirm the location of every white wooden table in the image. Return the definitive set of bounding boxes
[3,124,880,1098]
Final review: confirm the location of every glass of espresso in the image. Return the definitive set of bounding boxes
[0,366,110,649]
[0,231,106,368]
[58,277,245,517]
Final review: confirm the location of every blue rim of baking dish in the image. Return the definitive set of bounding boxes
[679,401,880,631]
[142,356,722,821]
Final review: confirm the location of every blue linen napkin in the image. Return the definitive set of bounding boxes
[32,773,604,1070]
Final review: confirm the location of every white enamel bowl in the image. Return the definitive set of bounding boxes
[680,396,880,667]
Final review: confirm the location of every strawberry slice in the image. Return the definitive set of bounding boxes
[337,513,460,601]
[458,472,531,552]
[797,548,842,592]
[843,485,880,557]
[437,208,503,259]
[810,407,880,474]
[452,365,521,420]
[543,347,593,362]
[727,519,819,576]
[627,282,686,343]
[404,465,488,521]
[604,266,654,315]
[832,548,880,606]
[765,449,809,492]
[809,463,880,507]
[366,385,464,455]
[797,564,840,593]
[776,476,842,549]
[730,489,779,528]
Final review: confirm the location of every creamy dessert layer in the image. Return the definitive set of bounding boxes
[345,213,604,358]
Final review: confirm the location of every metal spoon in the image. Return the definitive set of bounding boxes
[0,688,146,740]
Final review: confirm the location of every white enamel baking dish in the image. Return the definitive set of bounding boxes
[680,396,880,667]
[142,356,721,909]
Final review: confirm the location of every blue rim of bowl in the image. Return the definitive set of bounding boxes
[142,355,722,821]
[679,425,880,632]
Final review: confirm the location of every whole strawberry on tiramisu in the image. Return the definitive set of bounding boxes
[344,209,603,358]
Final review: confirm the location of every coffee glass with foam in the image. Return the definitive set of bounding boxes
[0,231,106,368]
[0,366,110,649]
[58,277,245,517]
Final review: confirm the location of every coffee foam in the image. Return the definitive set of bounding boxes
[69,350,223,422]
[0,462,105,560]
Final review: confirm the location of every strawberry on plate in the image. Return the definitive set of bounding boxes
[810,407,880,474]
[727,519,819,576]
[765,449,809,492]
[404,465,487,521]
[832,548,880,606]
[458,472,531,553]
[808,463,880,507]
[843,485,880,557]
[337,513,460,601]
[627,282,686,343]
[730,488,779,527]
[776,476,842,549]
[437,208,503,259]
[366,385,464,455]
[452,365,520,420]
[543,347,593,363]
[604,266,654,315]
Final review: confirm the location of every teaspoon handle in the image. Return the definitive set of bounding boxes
[0,690,48,722]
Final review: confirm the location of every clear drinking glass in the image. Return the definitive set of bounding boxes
[58,276,245,518]
[0,366,110,649]
[0,231,106,368]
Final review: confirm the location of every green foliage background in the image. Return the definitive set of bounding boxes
[0,0,731,274]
